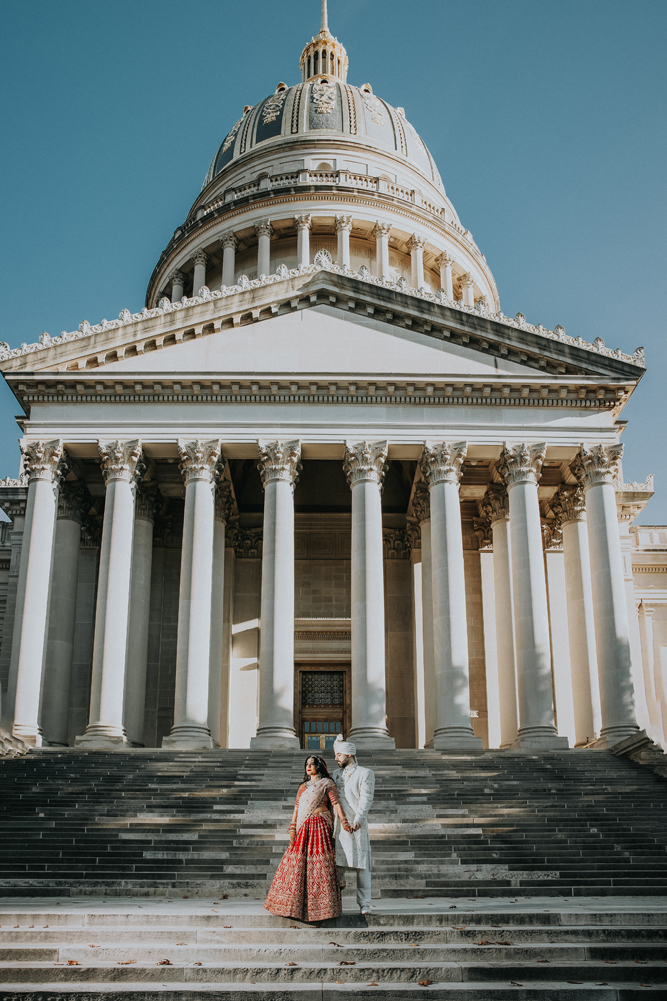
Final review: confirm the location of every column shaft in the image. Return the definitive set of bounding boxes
[255,220,272,277]
[123,491,157,747]
[295,215,311,267]
[409,235,425,289]
[421,442,481,749]
[11,441,64,745]
[563,518,601,743]
[170,270,185,302]
[191,251,208,296]
[373,223,391,279]
[251,441,301,748]
[335,215,351,268]
[221,234,237,286]
[437,254,454,298]
[208,483,231,746]
[491,519,519,746]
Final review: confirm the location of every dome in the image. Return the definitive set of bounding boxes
[201,80,444,195]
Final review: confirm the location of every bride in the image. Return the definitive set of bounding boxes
[264,755,355,922]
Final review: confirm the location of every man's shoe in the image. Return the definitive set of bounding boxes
[360,906,371,915]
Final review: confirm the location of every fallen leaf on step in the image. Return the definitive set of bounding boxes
[452,926,466,930]
[88,945,98,948]
[29,925,34,928]
[367,983,378,987]
[118,960,136,965]
[496,941,511,945]
[67,961,79,966]
[339,960,356,965]
[222,895,228,899]
[411,895,424,899]
[477,939,489,946]
[156,959,172,966]
[182,896,188,899]
[418,981,434,987]
[604,960,617,964]
[448,905,456,909]
[537,959,549,963]
[636,960,648,964]
[509,983,522,987]
[193,962,202,966]
[223,926,232,929]
[329,941,343,947]
[286,962,297,966]
[53,963,64,966]
[13,926,18,929]
[176,943,186,946]
[336,981,344,984]
[410,943,419,947]
[43,926,49,928]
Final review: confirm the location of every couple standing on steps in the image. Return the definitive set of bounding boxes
[264,734,375,922]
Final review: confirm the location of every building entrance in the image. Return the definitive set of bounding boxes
[296,663,351,750]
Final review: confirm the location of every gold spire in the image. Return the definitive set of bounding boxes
[300,0,348,83]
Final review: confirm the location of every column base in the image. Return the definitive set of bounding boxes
[432,727,483,751]
[250,727,300,750]
[589,724,640,750]
[74,728,129,750]
[162,725,215,750]
[512,725,569,749]
[349,728,395,750]
[12,726,44,748]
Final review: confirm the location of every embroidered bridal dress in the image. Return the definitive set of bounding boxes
[264,776,343,922]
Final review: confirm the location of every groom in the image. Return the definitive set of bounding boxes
[332,734,375,914]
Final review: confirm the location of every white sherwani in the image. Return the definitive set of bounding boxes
[333,762,375,870]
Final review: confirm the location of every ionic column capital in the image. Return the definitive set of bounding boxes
[257,439,302,488]
[190,249,208,267]
[571,443,623,489]
[335,214,352,233]
[20,439,66,484]
[550,484,586,525]
[214,480,234,522]
[294,213,312,231]
[478,483,510,524]
[343,440,388,487]
[408,233,426,252]
[411,481,430,524]
[496,442,546,488]
[420,441,467,487]
[220,232,238,250]
[98,440,144,486]
[57,481,88,523]
[178,439,222,485]
[373,221,392,239]
[255,218,273,239]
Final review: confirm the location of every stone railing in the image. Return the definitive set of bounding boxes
[0,258,645,369]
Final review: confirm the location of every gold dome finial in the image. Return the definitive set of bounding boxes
[300,0,348,83]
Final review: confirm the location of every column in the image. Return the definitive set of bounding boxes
[41,482,88,746]
[638,603,666,743]
[191,250,208,296]
[335,214,352,268]
[344,440,395,748]
[497,443,567,748]
[295,214,312,267]
[163,439,221,749]
[209,481,232,746]
[221,232,237,286]
[476,521,500,747]
[75,440,143,748]
[0,490,27,733]
[123,483,159,747]
[412,482,436,746]
[550,485,601,745]
[479,485,519,747]
[255,219,273,277]
[462,273,475,307]
[572,444,639,745]
[543,525,577,744]
[437,252,454,299]
[420,442,482,749]
[408,234,426,289]
[373,222,391,279]
[10,441,65,745]
[250,440,301,749]
[170,270,186,302]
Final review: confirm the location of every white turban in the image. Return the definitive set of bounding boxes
[333,733,356,756]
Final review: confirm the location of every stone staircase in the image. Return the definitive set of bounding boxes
[1,749,667,900]
[0,748,666,997]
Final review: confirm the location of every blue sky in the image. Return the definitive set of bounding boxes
[1,0,665,521]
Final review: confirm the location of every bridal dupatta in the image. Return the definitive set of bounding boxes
[264,777,343,922]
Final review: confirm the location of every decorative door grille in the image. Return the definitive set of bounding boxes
[301,671,344,707]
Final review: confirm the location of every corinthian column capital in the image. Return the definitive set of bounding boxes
[372,221,392,239]
[178,439,222,485]
[408,233,426,252]
[98,440,144,486]
[478,483,510,524]
[257,440,302,488]
[343,440,388,487]
[169,269,186,288]
[57,481,89,522]
[214,480,234,522]
[135,482,161,522]
[254,218,273,239]
[550,484,586,525]
[420,441,467,487]
[411,481,430,523]
[220,231,238,250]
[294,213,312,231]
[190,249,208,267]
[436,252,453,267]
[571,443,623,488]
[20,439,66,483]
[335,214,352,233]
[496,442,546,488]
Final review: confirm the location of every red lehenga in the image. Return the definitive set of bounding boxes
[264,777,343,922]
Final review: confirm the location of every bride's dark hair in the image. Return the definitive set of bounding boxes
[303,754,331,783]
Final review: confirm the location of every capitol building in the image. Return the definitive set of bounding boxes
[0,2,664,757]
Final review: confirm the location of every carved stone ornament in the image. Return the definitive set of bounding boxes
[408,234,426,252]
[335,214,352,233]
[473,517,493,551]
[383,528,412,559]
[80,516,103,548]
[256,440,302,488]
[420,441,467,487]
[343,440,389,488]
[478,483,510,525]
[57,481,89,523]
[190,250,208,267]
[314,249,332,266]
[411,481,430,524]
[20,439,65,483]
[462,272,475,288]
[550,484,586,525]
[98,440,144,487]
[220,232,238,250]
[178,439,222,485]
[373,222,392,239]
[226,523,263,558]
[571,443,623,488]
[294,214,312,231]
[312,79,336,115]
[496,442,546,488]
[135,482,161,522]
[542,520,563,551]
[436,252,453,268]
[169,270,186,289]
[254,219,273,239]
[214,481,234,523]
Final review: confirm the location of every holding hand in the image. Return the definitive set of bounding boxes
[289,825,296,843]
